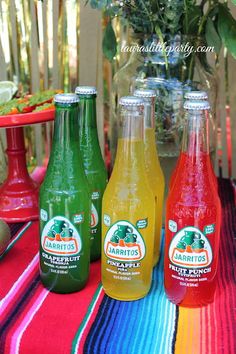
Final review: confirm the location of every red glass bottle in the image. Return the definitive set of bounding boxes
[169,91,217,191]
[164,99,221,307]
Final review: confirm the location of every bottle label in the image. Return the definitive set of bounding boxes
[90,191,101,238]
[104,220,146,262]
[92,191,100,200]
[169,226,213,268]
[168,220,177,233]
[41,216,82,256]
[103,214,111,227]
[91,203,99,228]
[73,213,84,224]
[136,218,148,229]
[40,208,48,222]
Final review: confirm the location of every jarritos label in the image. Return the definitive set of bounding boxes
[91,203,99,228]
[169,226,213,268]
[104,221,146,262]
[41,216,82,256]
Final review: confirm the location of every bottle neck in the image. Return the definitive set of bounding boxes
[119,106,144,141]
[143,98,156,155]
[113,105,145,176]
[174,109,215,197]
[48,104,83,178]
[144,97,155,129]
[53,104,79,149]
[45,103,87,188]
[182,110,209,157]
[79,96,97,129]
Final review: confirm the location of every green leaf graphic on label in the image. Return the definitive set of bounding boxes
[136,218,148,229]
[204,224,215,235]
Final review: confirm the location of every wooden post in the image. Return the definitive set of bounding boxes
[29,0,42,166]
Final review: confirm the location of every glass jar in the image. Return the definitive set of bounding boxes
[110,34,218,198]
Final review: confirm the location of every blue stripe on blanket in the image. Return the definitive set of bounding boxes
[84,233,178,354]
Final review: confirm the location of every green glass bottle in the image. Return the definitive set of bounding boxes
[75,86,108,261]
[39,93,90,293]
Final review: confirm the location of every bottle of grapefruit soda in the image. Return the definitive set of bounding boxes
[164,99,221,307]
[134,89,165,266]
[75,86,108,262]
[39,94,91,293]
[102,96,155,301]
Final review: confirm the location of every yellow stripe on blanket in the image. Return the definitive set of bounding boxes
[175,308,201,354]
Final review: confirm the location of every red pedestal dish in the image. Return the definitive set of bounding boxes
[0,109,55,222]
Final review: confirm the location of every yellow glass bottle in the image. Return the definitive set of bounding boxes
[102,96,155,301]
[134,89,165,266]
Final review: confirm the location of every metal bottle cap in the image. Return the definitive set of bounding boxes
[184,91,208,100]
[133,89,157,98]
[184,100,211,111]
[54,93,80,104]
[119,96,144,107]
[75,86,97,95]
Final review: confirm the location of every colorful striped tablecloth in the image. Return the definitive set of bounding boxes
[0,178,235,354]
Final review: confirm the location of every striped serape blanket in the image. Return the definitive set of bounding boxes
[0,178,235,354]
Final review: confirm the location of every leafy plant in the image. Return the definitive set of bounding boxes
[88,0,236,62]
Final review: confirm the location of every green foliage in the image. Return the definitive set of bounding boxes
[206,18,222,55]
[89,0,111,10]
[88,0,236,61]
[102,21,117,61]
[218,3,236,59]
[183,2,202,34]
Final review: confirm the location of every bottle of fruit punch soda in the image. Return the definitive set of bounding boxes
[102,96,155,301]
[75,86,108,261]
[169,90,217,191]
[134,88,165,266]
[39,93,91,293]
[164,100,221,307]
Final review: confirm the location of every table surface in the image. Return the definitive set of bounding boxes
[0,178,235,354]
[0,109,55,128]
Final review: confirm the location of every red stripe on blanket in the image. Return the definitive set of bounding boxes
[17,261,101,354]
[0,222,39,300]
[0,258,38,324]
[199,179,236,354]
[3,282,45,354]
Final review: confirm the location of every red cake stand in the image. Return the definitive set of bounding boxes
[0,109,55,222]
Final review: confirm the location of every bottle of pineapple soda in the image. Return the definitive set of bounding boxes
[134,89,165,266]
[102,96,155,301]
[39,94,91,293]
